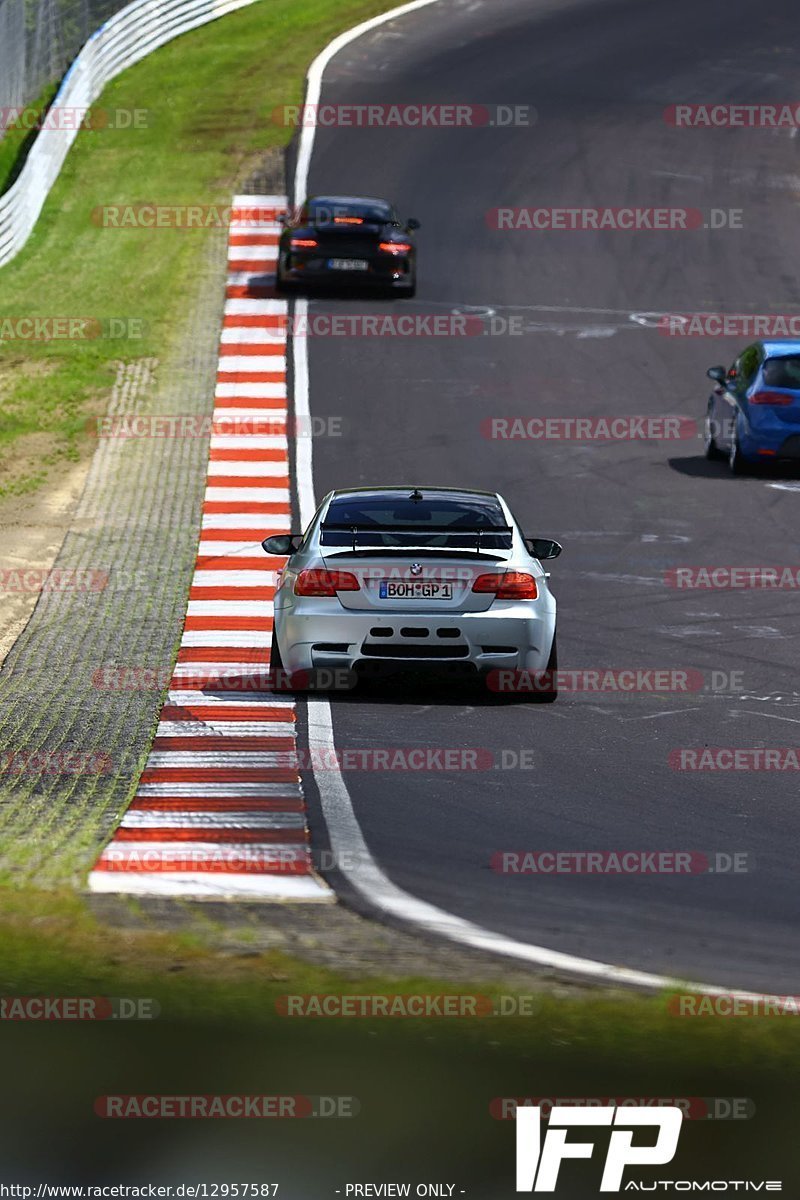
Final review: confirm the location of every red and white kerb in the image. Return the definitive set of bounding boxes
[89,195,331,900]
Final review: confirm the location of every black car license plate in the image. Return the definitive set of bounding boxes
[328,258,369,271]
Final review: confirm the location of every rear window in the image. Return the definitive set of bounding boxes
[307,200,394,226]
[762,356,800,389]
[320,493,512,550]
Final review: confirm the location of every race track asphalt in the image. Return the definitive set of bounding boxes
[298,0,800,992]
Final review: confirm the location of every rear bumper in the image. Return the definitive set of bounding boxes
[739,417,800,460]
[281,268,414,290]
[275,605,556,678]
[281,254,414,288]
[740,433,800,461]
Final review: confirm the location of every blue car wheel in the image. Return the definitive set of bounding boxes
[729,419,751,475]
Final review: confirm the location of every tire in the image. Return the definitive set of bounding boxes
[703,407,725,460]
[274,259,294,293]
[729,425,750,476]
[530,632,558,703]
[269,628,293,693]
[395,278,416,299]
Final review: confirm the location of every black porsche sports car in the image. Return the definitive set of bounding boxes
[275,195,419,296]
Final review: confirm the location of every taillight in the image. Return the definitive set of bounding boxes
[294,569,360,597]
[334,216,364,224]
[750,391,794,405]
[472,572,539,600]
[379,242,412,253]
[291,237,318,249]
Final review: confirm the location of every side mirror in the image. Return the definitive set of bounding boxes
[406,217,421,231]
[262,534,301,555]
[707,366,727,384]
[526,537,562,561]
[277,213,287,225]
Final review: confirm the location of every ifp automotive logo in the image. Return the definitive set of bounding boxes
[515,1106,782,1192]
[516,1105,682,1192]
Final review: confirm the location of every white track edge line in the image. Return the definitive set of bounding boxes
[293,0,446,205]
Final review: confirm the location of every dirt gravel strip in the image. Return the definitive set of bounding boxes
[87,195,332,901]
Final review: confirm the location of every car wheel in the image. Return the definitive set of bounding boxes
[395,278,416,299]
[269,629,293,692]
[530,632,558,703]
[729,426,750,476]
[703,406,725,460]
[275,259,293,293]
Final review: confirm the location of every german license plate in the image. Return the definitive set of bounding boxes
[328,258,369,271]
[379,582,454,599]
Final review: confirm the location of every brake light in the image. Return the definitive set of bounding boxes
[334,216,364,224]
[472,572,539,600]
[379,242,412,253]
[750,391,794,405]
[294,569,360,597]
[291,237,318,248]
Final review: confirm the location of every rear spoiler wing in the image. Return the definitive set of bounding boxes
[320,523,514,553]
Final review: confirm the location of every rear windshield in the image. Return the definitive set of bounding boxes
[762,356,800,389]
[321,493,512,550]
[307,200,394,226]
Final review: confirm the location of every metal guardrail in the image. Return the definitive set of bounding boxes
[0,0,260,268]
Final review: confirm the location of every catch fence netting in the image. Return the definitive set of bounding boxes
[0,0,129,128]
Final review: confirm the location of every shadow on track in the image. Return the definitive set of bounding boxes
[668,455,800,480]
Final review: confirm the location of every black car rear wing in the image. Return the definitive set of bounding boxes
[320,523,514,553]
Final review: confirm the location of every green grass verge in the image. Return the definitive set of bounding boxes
[1,887,799,1189]
[0,0,402,498]
[2,888,799,1058]
[2,883,799,1182]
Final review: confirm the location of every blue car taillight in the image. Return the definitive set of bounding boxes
[750,391,794,405]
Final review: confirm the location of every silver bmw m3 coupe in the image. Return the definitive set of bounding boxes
[262,486,561,699]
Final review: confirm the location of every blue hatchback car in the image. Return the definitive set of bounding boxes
[705,340,800,473]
